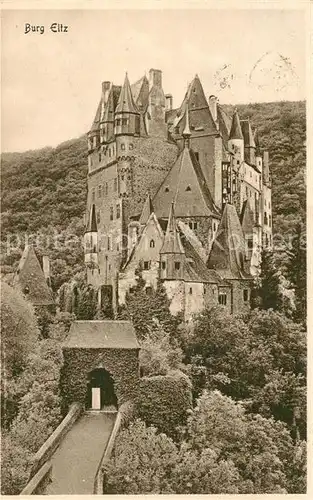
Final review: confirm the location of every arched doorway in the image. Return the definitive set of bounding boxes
[86,368,117,410]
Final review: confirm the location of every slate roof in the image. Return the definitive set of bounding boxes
[207,203,251,280]
[217,104,232,145]
[240,120,256,148]
[131,75,149,109]
[160,203,185,254]
[153,143,220,219]
[13,246,54,306]
[180,232,223,284]
[229,109,244,140]
[139,194,154,225]
[63,320,140,349]
[240,199,255,234]
[90,100,102,132]
[116,73,139,115]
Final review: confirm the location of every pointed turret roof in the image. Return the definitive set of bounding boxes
[229,109,243,140]
[183,105,191,138]
[86,204,97,233]
[139,194,154,225]
[153,145,220,219]
[116,73,139,114]
[13,246,54,306]
[160,203,185,254]
[90,100,102,132]
[207,203,250,279]
[240,119,256,148]
[240,199,255,234]
[131,75,149,107]
[254,128,261,155]
[171,75,218,136]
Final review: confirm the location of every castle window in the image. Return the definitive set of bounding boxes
[204,288,206,295]
[121,143,126,151]
[189,287,193,294]
[243,289,249,302]
[122,118,128,126]
[213,222,216,232]
[98,185,102,198]
[129,143,134,150]
[114,178,118,192]
[92,188,95,202]
[247,238,253,249]
[97,211,100,224]
[194,152,199,162]
[161,261,166,270]
[264,212,268,225]
[237,160,240,165]
[109,148,112,158]
[186,185,191,192]
[116,119,121,126]
[175,262,181,270]
[188,221,198,230]
[143,261,150,270]
[165,186,169,192]
[146,286,152,295]
[116,204,121,219]
[105,183,108,195]
[107,237,110,251]
[218,293,227,305]
[99,153,101,162]
[110,206,114,220]
[150,239,155,248]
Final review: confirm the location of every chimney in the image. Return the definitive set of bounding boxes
[149,68,162,88]
[165,94,173,111]
[102,81,111,94]
[42,255,51,286]
[209,95,218,123]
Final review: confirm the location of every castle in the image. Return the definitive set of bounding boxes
[84,69,272,321]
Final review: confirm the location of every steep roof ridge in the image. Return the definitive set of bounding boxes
[139,193,154,225]
[116,73,139,114]
[229,109,244,140]
[160,202,185,254]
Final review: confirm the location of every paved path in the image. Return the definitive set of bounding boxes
[44,411,116,494]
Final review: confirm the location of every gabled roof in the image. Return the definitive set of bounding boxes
[229,109,244,140]
[131,75,149,110]
[116,73,139,115]
[90,100,102,132]
[160,203,185,254]
[217,104,232,145]
[240,199,255,234]
[13,246,54,306]
[207,203,251,280]
[170,75,218,136]
[139,194,154,225]
[63,320,140,349]
[179,232,223,284]
[86,204,97,233]
[240,120,256,148]
[153,144,220,219]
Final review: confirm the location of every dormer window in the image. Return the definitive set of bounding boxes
[165,186,169,193]
[186,186,191,192]
[143,261,150,270]
[150,240,155,248]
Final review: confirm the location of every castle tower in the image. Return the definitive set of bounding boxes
[84,204,98,269]
[114,73,140,136]
[160,202,185,280]
[228,109,244,161]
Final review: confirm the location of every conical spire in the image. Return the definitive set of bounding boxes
[254,127,261,156]
[139,193,154,225]
[115,73,139,114]
[229,109,243,140]
[240,119,256,148]
[183,105,191,148]
[160,202,185,254]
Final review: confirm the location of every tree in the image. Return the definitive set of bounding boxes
[286,222,306,323]
[257,250,284,311]
[139,326,183,377]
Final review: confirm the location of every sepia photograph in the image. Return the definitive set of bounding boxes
[0,3,309,496]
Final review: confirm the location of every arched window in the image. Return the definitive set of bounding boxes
[150,239,155,248]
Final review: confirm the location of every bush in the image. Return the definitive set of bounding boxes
[137,370,192,439]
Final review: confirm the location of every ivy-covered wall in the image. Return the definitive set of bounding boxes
[136,370,192,439]
[60,347,140,413]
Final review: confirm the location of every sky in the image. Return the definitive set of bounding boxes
[1,7,306,152]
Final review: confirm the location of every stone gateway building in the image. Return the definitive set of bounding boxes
[84,69,272,320]
[60,320,140,412]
